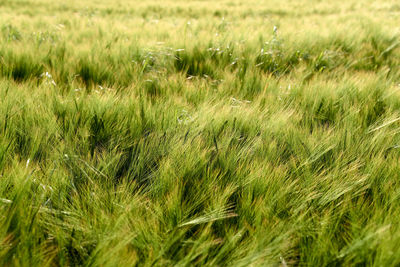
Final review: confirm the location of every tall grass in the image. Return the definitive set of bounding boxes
[1,0,400,265]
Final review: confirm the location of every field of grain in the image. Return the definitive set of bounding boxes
[1,0,400,265]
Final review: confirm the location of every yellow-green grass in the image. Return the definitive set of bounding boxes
[1,0,400,265]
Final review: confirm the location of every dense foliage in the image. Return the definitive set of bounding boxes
[1,0,400,265]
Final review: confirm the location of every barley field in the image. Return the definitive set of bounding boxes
[1,0,400,265]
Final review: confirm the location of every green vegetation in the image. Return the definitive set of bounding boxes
[1,0,400,265]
